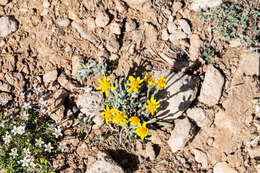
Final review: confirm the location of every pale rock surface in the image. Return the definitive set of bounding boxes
[58,73,76,91]
[0,16,19,37]
[86,17,96,31]
[191,148,208,169]
[161,28,169,41]
[55,17,71,27]
[115,1,128,13]
[168,118,191,153]
[189,34,201,60]
[213,162,238,173]
[169,31,187,42]
[5,72,25,91]
[146,143,156,160]
[71,55,82,77]
[186,108,209,128]
[239,51,259,76]
[167,21,177,34]
[71,21,97,43]
[0,0,8,5]
[86,151,125,173]
[178,19,191,35]
[125,19,137,32]
[199,65,224,106]
[191,0,222,11]
[0,81,11,92]
[43,70,58,84]
[95,11,110,27]
[77,142,89,158]
[110,22,122,35]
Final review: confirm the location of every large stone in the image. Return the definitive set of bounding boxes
[191,0,222,11]
[156,72,197,119]
[178,19,191,35]
[168,118,191,153]
[187,108,210,128]
[95,11,110,27]
[213,162,238,173]
[191,148,208,169]
[43,70,58,84]
[239,51,259,76]
[199,65,224,106]
[0,16,18,37]
[86,151,125,173]
[76,92,103,118]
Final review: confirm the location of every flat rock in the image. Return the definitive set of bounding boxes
[146,143,156,160]
[95,11,110,27]
[86,151,125,173]
[178,19,191,35]
[0,16,19,37]
[191,0,222,11]
[168,118,191,153]
[71,21,97,43]
[191,148,208,169]
[55,17,71,27]
[238,51,259,76]
[169,31,187,42]
[199,65,224,106]
[156,72,197,119]
[187,108,209,128]
[76,92,103,118]
[213,162,238,173]
[43,70,58,84]
[58,73,76,91]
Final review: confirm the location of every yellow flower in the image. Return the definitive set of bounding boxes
[157,75,166,90]
[112,110,128,126]
[40,157,45,164]
[50,172,56,173]
[126,76,143,93]
[136,122,149,140]
[5,169,9,173]
[129,116,141,126]
[144,73,155,86]
[96,76,116,96]
[101,105,114,123]
[146,96,160,116]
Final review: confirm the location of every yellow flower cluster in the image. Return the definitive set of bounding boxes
[97,74,166,140]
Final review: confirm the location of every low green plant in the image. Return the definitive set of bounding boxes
[198,2,260,48]
[0,99,66,173]
[201,45,215,63]
[77,59,107,80]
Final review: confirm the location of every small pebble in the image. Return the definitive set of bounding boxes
[64,45,72,52]
[110,22,122,35]
[55,17,71,27]
[95,11,110,27]
[0,0,8,6]
[125,19,137,32]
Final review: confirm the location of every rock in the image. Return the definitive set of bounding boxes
[2,55,16,73]
[71,21,97,43]
[247,146,260,158]
[55,17,71,27]
[146,143,156,160]
[76,92,103,118]
[5,72,25,91]
[0,16,18,37]
[149,129,162,145]
[86,17,96,31]
[256,164,260,173]
[186,108,209,128]
[110,22,122,35]
[167,118,191,153]
[191,148,208,169]
[172,1,183,13]
[124,0,147,7]
[0,81,11,92]
[189,34,201,60]
[167,21,177,34]
[0,0,8,6]
[42,0,50,8]
[178,19,191,35]
[95,11,110,27]
[43,70,58,84]
[64,45,72,52]
[106,35,120,53]
[77,142,89,158]
[239,51,259,76]
[93,116,104,128]
[71,55,82,77]
[161,29,169,41]
[110,54,119,61]
[157,72,197,119]
[169,31,187,42]
[125,19,137,32]
[58,73,76,91]
[86,151,125,173]
[213,162,238,173]
[191,0,222,11]
[115,0,127,13]
[199,65,224,106]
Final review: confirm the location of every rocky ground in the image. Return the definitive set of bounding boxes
[0,0,259,172]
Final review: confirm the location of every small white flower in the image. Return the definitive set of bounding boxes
[23,102,31,110]
[20,156,31,167]
[23,148,31,156]
[39,98,48,108]
[39,108,46,115]
[58,142,67,152]
[48,123,55,130]
[11,126,19,135]
[21,112,29,121]
[3,132,12,144]
[256,105,260,113]
[10,148,18,158]
[0,98,8,106]
[17,125,26,135]
[18,92,25,99]
[44,142,53,153]
[33,87,42,95]
[35,138,44,147]
[53,127,62,138]
[0,122,4,128]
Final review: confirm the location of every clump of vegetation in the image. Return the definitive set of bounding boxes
[77,59,107,80]
[95,73,169,149]
[201,45,215,63]
[0,99,66,172]
[198,2,260,48]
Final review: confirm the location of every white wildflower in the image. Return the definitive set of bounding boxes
[39,98,48,108]
[0,122,4,128]
[3,132,12,144]
[10,148,18,158]
[39,108,46,115]
[23,148,31,157]
[18,92,25,99]
[21,111,29,121]
[33,87,42,95]
[0,98,8,106]
[44,142,53,153]
[17,125,26,135]
[35,138,44,147]
[11,126,19,135]
[53,127,62,138]
[22,102,31,110]
[20,156,31,167]
[58,142,67,152]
